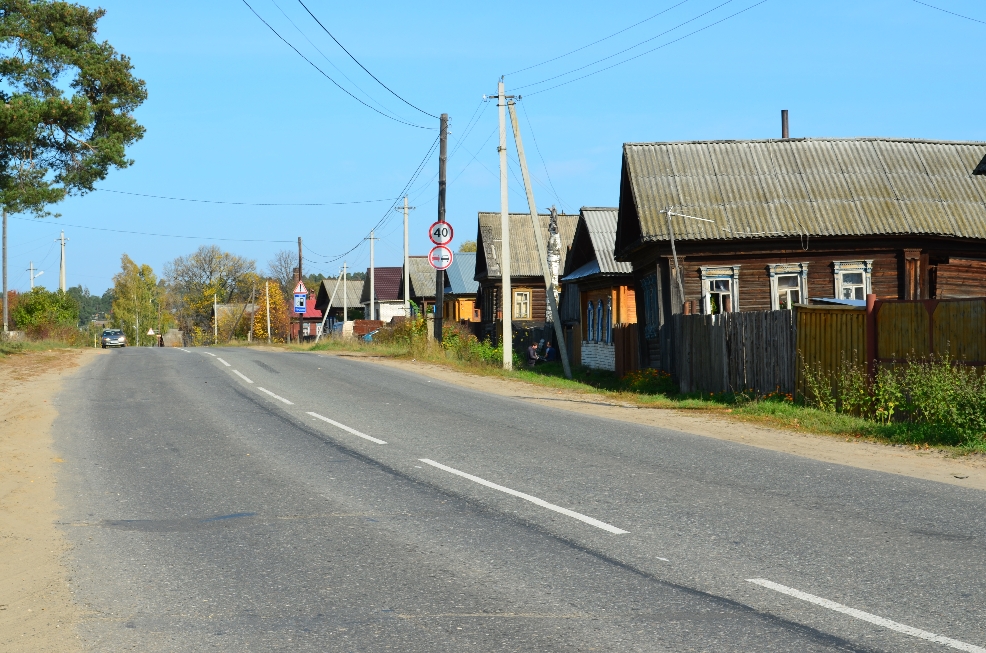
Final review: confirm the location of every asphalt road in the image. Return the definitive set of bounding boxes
[51,346,986,652]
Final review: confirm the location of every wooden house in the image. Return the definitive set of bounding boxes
[398,255,437,316]
[614,137,986,367]
[314,278,364,322]
[560,207,636,370]
[359,267,405,322]
[474,210,578,341]
[442,251,480,323]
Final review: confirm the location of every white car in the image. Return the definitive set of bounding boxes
[101,329,126,348]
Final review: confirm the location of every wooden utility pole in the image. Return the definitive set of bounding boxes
[434,113,448,341]
[507,99,572,379]
[497,79,513,369]
[297,236,303,343]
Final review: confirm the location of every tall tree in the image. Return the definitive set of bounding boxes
[0,1,146,331]
[164,245,255,334]
[266,249,296,295]
[110,253,159,346]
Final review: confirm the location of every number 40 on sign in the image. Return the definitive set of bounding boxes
[429,221,453,246]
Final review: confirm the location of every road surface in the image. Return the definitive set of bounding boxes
[52,347,986,651]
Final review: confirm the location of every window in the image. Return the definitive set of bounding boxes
[596,301,604,343]
[586,301,595,342]
[605,298,613,344]
[768,263,809,310]
[700,266,740,315]
[833,260,873,301]
[514,291,531,319]
[640,272,659,339]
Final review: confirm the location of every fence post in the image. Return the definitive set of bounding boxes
[865,293,877,380]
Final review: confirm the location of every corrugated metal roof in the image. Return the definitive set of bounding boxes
[619,138,986,250]
[406,256,436,299]
[443,251,478,295]
[359,267,403,303]
[475,211,579,280]
[315,279,363,311]
[581,207,633,275]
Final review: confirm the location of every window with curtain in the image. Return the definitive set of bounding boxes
[596,301,604,343]
[586,301,595,342]
[605,298,613,344]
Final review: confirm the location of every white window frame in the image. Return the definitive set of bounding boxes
[514,290,531,319]
[700,266,741,315]
[833,260,873,301]
[768,262,809,310]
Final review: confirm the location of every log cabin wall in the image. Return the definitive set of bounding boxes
[936,258,986,298]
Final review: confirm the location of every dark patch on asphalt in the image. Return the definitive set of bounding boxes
[910,528,975,542]
[253,360,280,374]
[103,512,257,532]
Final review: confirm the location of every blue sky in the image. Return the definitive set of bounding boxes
[6,0,984,293]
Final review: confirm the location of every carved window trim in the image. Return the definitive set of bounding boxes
[768,262,809,310]
[833,260,873,300]
[700,265,740,314]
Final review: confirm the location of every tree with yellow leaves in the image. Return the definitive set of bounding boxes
[252,280,288,342]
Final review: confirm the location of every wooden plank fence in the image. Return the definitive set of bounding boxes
[795,305,866,398]
[613,323,639,378]
[672,310,795,394]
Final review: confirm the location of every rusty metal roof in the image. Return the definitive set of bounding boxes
[617,138,986,252]
[474,211,579,280]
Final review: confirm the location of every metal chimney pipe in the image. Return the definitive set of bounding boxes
[781,110,789,139]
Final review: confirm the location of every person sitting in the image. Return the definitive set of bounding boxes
[544,341,556,361]
[527,342,540,366]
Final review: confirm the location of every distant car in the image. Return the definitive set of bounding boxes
[101,329,126,348]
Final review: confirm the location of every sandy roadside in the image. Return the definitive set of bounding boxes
[0,347,101,653]
[315,351,986,491]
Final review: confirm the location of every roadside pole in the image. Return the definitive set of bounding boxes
[434,113,448,341]
[368,231,375,321]
[213,293,217,345]
[58,231,67,292]
[507,99,572,379]
[247,283,255,342]
[397,197,414,318]
[496,79,513,370]
[342,262,348,331]
[265,281,271,344]
[297,237,303,344]
[314,274,342,344]
[3,209,8,334]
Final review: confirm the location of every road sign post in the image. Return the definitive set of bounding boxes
[428,245,453,271]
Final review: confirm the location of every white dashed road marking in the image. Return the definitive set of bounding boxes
[747,579,986,653]
[232,370,253,384]
[418,459,628,535]
[205,352,216,357]
[257,387,293,405]
[307,412,387,445]
[216,357,231,367]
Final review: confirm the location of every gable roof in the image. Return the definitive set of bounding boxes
[474,211,579,281]
[562,207,632,282]
[615,137,986,257]
[443,251,479,296]
[315,278,364,312]
[405,255,435,299]
[359,267,403,304]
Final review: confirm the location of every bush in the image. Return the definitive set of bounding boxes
[11,288,80,337]
[622,368,678,395]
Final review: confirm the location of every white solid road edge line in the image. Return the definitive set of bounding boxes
[747,579,986,653]
[307,412,387,445]
[232,370,254,384]
[216,357,231,367]
[418,459,628,535]
[257,387,293,405]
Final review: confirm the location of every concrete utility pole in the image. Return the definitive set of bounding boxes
[496,79,513,370]
[434,112,448,341]
[57,231,67,292]
[297,236,303,343]
[265,281,271,344]
[368,230,376,321]
[397,196,414,318]
[507,99,572,379]
[314,273,342,344]
[2,209,6,334]
[342,261,348,328]
[27,262,43,289]
[213,292,218,345]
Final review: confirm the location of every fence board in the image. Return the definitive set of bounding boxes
[933,300,986,362]
[877,302,928,359]
[795,306,865,399]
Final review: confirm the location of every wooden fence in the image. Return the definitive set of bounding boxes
[613,323,639,378]
[794,305,866,397]
[671,310,796,394]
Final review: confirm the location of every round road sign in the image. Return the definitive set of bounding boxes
[428,245,453,271]
[428,221,453,246]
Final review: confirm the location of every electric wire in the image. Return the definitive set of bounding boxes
[525,0,768,96]
[9,216,296,243]
[507,0,693,76]
[96,188,398,206]
[295,0,439,119]
[520,100,569,212]
[912,0,985,25]
[240,0,434,129]
[515,0,736,91]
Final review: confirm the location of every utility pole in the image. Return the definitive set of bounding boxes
[297,236,303,343]
[496,78,513,369]
[507,99,572,379]
[265,281,271,344]
[396,196,414,318]
[2,209,6,334]
[213,292,218,345]
[57,231,67,292]
[342,261,348,328]
[247,283,255,342]
[435,112,448,341]
[27,262,43,289]
[368,231,376,321]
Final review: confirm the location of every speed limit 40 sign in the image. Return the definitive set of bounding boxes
[429,221,453,246]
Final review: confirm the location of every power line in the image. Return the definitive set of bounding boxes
[525,0,768,96]
[240,0,434,129]
[515,0,737,91]
[95,188,398,206]
[520,100,569,212]
[10,216,296,243]
[912,0,986,25]
[508,0,693,76]
[295,0,439,119]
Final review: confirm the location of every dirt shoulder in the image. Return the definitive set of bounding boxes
[0,347,101,653]
[320,352,986,491]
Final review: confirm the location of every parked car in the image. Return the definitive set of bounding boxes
[101,329,126,348]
